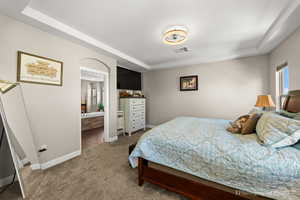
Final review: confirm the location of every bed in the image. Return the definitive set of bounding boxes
[129,90,300,200]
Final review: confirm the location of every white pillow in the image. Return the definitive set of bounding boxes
[256,112,300,148]
[248,107,276,115]
[248,107,266,115]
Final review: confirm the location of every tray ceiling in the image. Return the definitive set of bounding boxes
[1,0,300,70]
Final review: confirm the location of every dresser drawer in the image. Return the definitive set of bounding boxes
[130,99,145,105]
[130,121,145,132]
[131,104,145,112]
[130,110,145,117]
[130,116,145,124]
[131,117,145,124]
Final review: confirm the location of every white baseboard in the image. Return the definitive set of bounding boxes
[19,157,40,170]
[21,158,30,166]
[146,124,156,128]
[40,150,81,170]
[105,136,118,142]
[31,163,41,170]
[0,175,16,188]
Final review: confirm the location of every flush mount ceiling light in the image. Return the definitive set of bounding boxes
[162,26,188,45]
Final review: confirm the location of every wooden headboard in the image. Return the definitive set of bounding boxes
[283,90,300,113]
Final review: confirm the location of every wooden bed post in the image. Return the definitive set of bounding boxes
[138,157,148,186]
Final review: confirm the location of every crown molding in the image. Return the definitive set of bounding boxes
[10,1,300,70]
[258,0,300,53]
[21,6,151,70]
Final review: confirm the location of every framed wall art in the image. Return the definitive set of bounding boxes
[180,75,198,91]
[17,51,63,86]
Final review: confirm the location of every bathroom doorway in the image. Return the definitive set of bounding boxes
[80,67,109,149]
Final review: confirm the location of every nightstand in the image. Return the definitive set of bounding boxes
[117,111,125,135]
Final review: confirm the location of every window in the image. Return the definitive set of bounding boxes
[276,63,289,109]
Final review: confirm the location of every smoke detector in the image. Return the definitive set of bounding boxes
[174,47,190,53]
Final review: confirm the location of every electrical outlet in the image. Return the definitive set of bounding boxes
[38,144,48,153]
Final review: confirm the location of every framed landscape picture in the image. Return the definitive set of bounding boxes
[180,75,198,91]
[17,51,63,86]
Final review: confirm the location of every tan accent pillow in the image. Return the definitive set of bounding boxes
[226,115,250,134]
[241,113,262,134]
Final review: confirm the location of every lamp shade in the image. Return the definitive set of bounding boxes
[255,95,275,108]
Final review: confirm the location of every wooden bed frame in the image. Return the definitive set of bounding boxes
[137,90,300,200]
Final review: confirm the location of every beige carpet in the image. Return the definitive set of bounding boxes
[0,131,186,200]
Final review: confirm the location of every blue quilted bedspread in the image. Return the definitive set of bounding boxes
[129,117,300,200]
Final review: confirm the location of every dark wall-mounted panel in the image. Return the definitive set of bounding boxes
[117,67,141,90]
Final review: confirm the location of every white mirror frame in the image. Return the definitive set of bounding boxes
[0,95,26,199]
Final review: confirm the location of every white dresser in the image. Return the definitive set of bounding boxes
[120,98,146,136]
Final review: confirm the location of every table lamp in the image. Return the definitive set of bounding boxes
[255,95,275,110]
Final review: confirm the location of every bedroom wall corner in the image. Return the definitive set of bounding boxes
[269,26,300,101]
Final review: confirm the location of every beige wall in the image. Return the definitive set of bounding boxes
[143,55,270,125]
[0,14,117,164]
[270,26,300,101]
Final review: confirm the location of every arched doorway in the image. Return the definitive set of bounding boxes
[79,58,110,149]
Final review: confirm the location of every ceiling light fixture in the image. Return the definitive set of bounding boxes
[162,26,188,45]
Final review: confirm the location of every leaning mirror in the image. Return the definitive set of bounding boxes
[0,81,39,199]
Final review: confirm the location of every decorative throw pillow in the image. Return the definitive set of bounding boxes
[278,110,297,118]
[256,112,300,148]
[226,115,250,134]
[248,108,267,115]
[278,110,300,121]
[241,113,262,134]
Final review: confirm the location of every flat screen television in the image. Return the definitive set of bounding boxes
[117,67,142,90]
